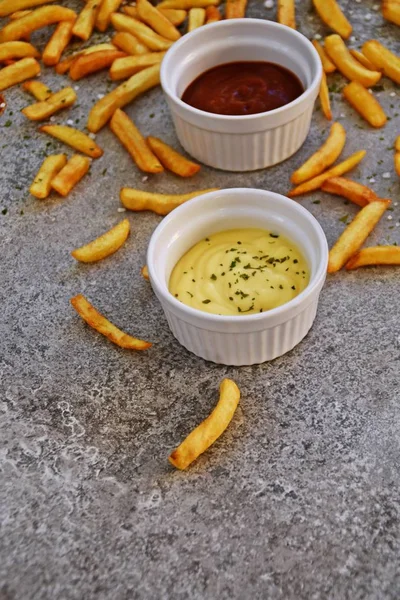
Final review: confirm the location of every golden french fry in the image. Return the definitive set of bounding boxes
[70,294,151,350]
[0,41,39,61]
[87,63,161,132]
[188,7,205,30]
[96,0,123,32]
[343,81,387,128]
[291,122,346,185]
[158,0,218,7]
[321,177,378,208]
[395,153,400,177]
[324,35,381,87]
[110,52,165,80]
[51,154,90,197]
[277,0,295,29]
[169,379,240,470]
[0,56,40,91]
[0,0,57,18]
[8,10,32,20]
[147,136,201,177]
[225,0,247,18]
[312,40,336,74]
[205,5,221,22]
[0,6,76,43]
[141,265,150,280]
[312,0,352,39]
[120,187,219,215]
[362,40,400,85]
[395,135,400,153]
[39,124,103,158]
[71,219,130,263]
[289,150,366,198]
[22,86,77,120]
[328,200,391,273]
[72,0,100,41]
[319,71,332,121]
[349,49,379,72]
[42,20,74,66]
[124,5,187,26]
[345,246,400,270]
[382,0,400,25]
[137,0,181,41]
[70,49,126,80]
[55,43,116,74]
[111,13,173,52]
[110,109,163,173]
[112,31,149,55]
[29,153,67,199]
[22,79,52,100]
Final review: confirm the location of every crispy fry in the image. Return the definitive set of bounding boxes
[291,122,346,185]
[70,294,151,350]
[0,56,40,91]
[70,49,126,80]
[147,136,201,177]
[141,265,149,280]
[343,81,387,128]
[22,79,52,100]
[22,86,77,120]
[109,52,165,80]
[345,246,400,270]
[319,71,332,121]
[277,0,295,29]
[188,7,205,30]
[55,43,116,74]
[8,10,33,20]
[0,41,39,61]
[324,35,381,87]
[124,5,187,26]
[0,6,76,43]
[321,177,378,208]
[137,0,181,41]
[349,49,379,73]
[29,153,67,199]
[110,109,163,173]
[87,63,161,132]
[225,0,247,18]
[312,0,352,39]
[72,0,100,41]
[312,40,336,74]
[71,219,130,263]
[120,187,219,215]
[362,40,400,85]
[39,124,103,158]
[289,150,366,198]
[42,20,74,67]
[112,31,149,55]
[51,154,90,197]
[0,0,57,18]
[395,135,400,153]
[205,6,221,22]
[382,0,400,26]
[96,0,123,32]
[111,13,173,52]
[328,200,391,273]
[169,379,240,470]
[158,0,218,7]
[395,153,400,177]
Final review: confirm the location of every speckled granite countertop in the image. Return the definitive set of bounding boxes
[1,2,400,599]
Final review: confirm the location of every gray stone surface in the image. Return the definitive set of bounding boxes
[1,1,400,599]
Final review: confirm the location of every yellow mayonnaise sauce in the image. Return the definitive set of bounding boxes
[169,228,310,316]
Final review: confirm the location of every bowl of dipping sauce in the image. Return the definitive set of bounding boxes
[160,19,322,172]
[147,188,328,365]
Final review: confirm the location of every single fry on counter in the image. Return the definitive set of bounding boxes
[70,294,152,350]
[147,136,201,177]
[346,246,400,270]
[22,79,52,100]
[123,5,187,26]
[169,379,240,470]
[319,71,332,121]
[22,86,77,120]
[96,0,123,32]
[0,6,77,43]
[112,32,150,56]
[136,0,181,41]
[225,0,247,19]
[277,0,296,29]
[343,81,387,128]
[120,187,219,215]
[396,136,400,153]
[42,20,74,66]
[110,52,166,81]
[188,7,206,31]
[29,153,67,199]
[8,9,33,20]
[312,0,352,39]
[312,40,336,74]
[72,0,100,41]
[205,5,221,22]
[55,43,117,75]
[0,0,56,18]
[39,124,104,158]
[328,200,390,273]
[321,177,378,207]
[395,153,400,177]
[69,49,126,80]
[362,40,400,85]
[349,49,379,73]
[51,154,91,197]
[158,0,219,8]
[141,265,150,280]
[111,13,173,52]
[71,219,130,263]
[382,0,400,26]
[0,56,40,91]
[0,41,40,61]
[324,34,381,87]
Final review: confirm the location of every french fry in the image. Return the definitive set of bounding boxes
[137,0,181,41]
[225,0,247,18]
[120,187,219,215]
[87,63,161,132]
[188,7,206,30]
[112,32,149,56]
[55,43,116,74]
[22,86,77,120]
[42,20,74,67]
[312,0,352,39]
[0,41,39,61]
[319,71,332,121]
[110,109,163,173]
[324,35,381,87]
[51,154,91,197]
[39,124,104,158]
[362,40,400,85]
[158,0,218,7]
[69,49,126,80]
[343,81,387,128]
[72,0,100,41]
[205,6,221,22]
[109,52,165,80]
[345,246,400,270]
[0,6,77,43]
[328,200,391,273]
[70,294,151,350]
[349,49,379,73]
[0,56,40,91]
[123,5,187,26]
[395,135,400,152]
[289,150,366,198]
[312,40,336,74]
[321,177,378,207]
[96,0,123,32]
[382,0,400,26]
[0,0,57,18]
[141,265,150,280]
[277,0,295,29]
[111,13,173,52]
[395,153,400,177]
[291,122,346,185]
[169,379,240,470]
[71,219,130,263]
[29,153,67,199]
[22,79,52,100]
[147,136,201,177]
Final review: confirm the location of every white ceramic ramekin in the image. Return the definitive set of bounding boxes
[160,19,322,172]
[147,188,328,366]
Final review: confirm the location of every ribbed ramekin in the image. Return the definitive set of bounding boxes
[160,19,322,172]
[147,188,328,366]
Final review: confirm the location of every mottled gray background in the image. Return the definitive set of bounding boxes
[1,1,400,599]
